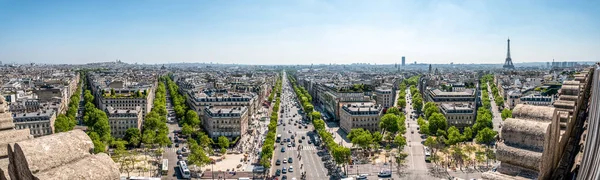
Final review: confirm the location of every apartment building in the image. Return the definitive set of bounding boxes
[340,102,382,133]
[202,106,249,139]
[520,94,554,106]
[187,90,258,118]
[439,103,476,129]
[375,87,394,108]
[105,106,143,138]
[425,88,476,103]
[13,110,56,137]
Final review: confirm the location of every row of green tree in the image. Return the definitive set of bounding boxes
[288,75,315,115]
[259,74,283,168]
[396,82,407,109]
[55,71,85,132]
[165,76,190,121]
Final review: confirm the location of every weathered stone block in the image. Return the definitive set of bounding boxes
[33,153,119,180]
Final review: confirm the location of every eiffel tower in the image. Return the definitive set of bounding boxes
[503,38,515,69]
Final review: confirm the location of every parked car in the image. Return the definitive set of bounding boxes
[276,159,281,165]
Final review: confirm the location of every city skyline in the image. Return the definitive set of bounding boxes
[1,0,599,65]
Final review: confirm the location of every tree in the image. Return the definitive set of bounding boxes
[313,119,326,130]
[451,146,466,170]
[124,128,141,147]
[394,134,407,149]
[54,114,76,133]
[142,130,156,146]
[462,127,473,141]
[311,111,321,120]
[424,137,439,165]
[412,96,423,113]
[184,110,201,127]
[397,98,406,109]
[417,116,426,126]
[372,132,383,143]
[379,114,400,134]
[501,109,512,121]
[424,102,440,120]
[197,132,214,150]
[84,90,94,103]
[217,136,230,149]
[110,88,116,96]
[187,141,210,174]
[476,128,497,146]
[347,128,368,141]
[386,107,401,115]
[351,131,373,150]
[445,126,462,145]
[331,146,351,173]
[182,124,194,136]
[428,113,448,135]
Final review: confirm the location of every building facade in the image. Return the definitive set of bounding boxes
[105,106,143,138]
[375,87,394,109]
[339,102,382,133]
[440,103,475,129]
[520,94,554,106]
[202,106,249,139]
[13,110,56,137]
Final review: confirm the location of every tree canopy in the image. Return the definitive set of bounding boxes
[476,127,497,145]
[428,112,448,135]
[379,114,400,134]
[501,109,512,121]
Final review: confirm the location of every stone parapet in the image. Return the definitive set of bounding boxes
[502,118,550,151]
[0,129,33,158]
[511,104,554,122]
[9,130,94,180]
[32,153,119,180]
[496,143,543,171]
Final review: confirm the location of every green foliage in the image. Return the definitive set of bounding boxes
[424,102,440,120]
[187,140,211,168]
[501,109,512,121]
[331,146,351,166]
[412,95,423,113]
[396,98,406,108]
[410,85,419,95]
[92,140,106,154]
[445,126,461,145]
[476,127,497,145]
[350,130,373,149]
[124,128,141,147]
[311,111,321,120]
[473,107,493,133]
[379,114,400,134]
[182,124,194,136]
[372,132,383,143]
[54,114,76,133]
[183,110,201,127]
[347,128,369,141]
[428,113,448,135]
[313,119,325,130]
[84,90,94,103]
[394,134,407,149]
[462,127,473,141]
[386,107,401,115]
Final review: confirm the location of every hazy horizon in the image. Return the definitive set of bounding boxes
[1,0,599,65]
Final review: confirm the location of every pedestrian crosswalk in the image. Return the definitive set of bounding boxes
[284,144,319,151]
[165,147,179,152]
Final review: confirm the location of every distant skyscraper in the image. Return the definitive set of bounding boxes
[503,38,515,69]
[401,56,406,66]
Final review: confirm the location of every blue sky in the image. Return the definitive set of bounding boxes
[0,0,599,65]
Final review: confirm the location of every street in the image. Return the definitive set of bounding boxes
[163,85,184,179]
[487,82,503,132]
[401,88,430,178]
[270,72,327,180]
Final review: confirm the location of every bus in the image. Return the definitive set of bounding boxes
[179,160,191,179]
[276,134,282,142]
[161,159,168,175]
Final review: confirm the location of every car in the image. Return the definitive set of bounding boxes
[182,147,187,152]
[298,139,303,143]
[275,169,281,176]
[417,127,420,130]
[289,166,294,172]
[301,136,305,139]
[283,123,286,126]
[178,155,183,160]
[411,130,414,134]
[282,175,288,180]
[276,159,281,165]
[283,159,287,163]
[292,143,296,147]
[288,157,293,163]
[177,150,182,155]
[288,130,292,133]
[378,170,392,177]
[308,140,312,144]
[280,141,284,145]
[282,167,287,173]
[304,126,308,129]
[287,138,291,142]
[356,174,368,180]
[281,147,286,152]
[291,135,295,139]
[287,143,292,147]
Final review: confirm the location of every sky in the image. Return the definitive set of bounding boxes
[0,0,599,65]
